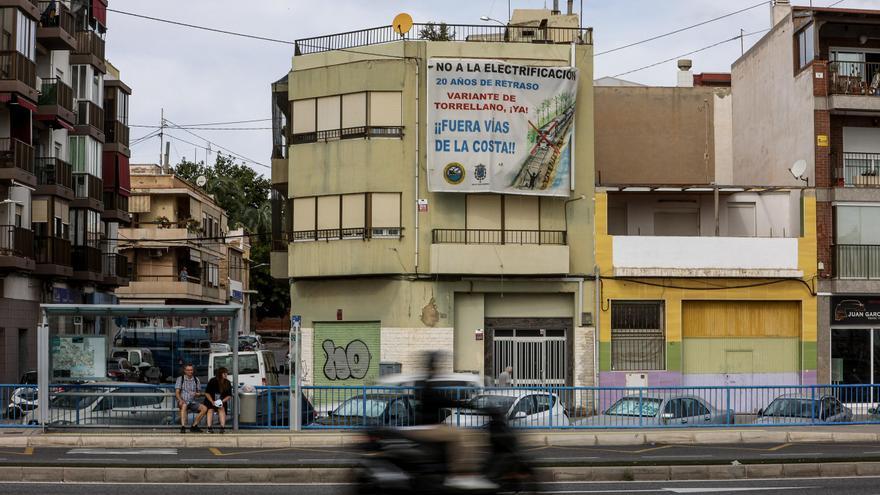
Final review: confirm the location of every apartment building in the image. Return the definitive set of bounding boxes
[0,0,131,383]
[733,1,880,388]
[594,63,818,388]
[271,9,596,387]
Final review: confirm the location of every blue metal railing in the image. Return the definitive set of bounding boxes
[5,383,880,430]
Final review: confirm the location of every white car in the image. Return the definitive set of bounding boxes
[443,389,569,428]
[23,383,175,427]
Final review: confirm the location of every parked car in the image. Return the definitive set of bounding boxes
[6,387,38,419]
[23,383,175,427]
[238,334,264,351]
[209,350,280,388]
[313,393,419,428]
[211,343,232,353]
[753,394,852,424]
[574,394,734,427]
[443,390,569,428]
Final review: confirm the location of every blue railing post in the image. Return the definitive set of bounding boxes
[811,385,816,425]
[362,383,367,427]
[726,387,731,425]
[456,386,461,428]
[638,388,643,428]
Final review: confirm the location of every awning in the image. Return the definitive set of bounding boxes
[40,304,243,317]
[12,96,37,112]
[34,114,75,131]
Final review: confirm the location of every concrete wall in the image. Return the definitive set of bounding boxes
[595,86,730,185]
[732,16,816,186]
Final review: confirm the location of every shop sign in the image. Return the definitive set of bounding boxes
[832,296,880,325]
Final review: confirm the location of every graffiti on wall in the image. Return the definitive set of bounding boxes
[322,339,372,380]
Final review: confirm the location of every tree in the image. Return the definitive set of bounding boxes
[419,22,456,41]
[174,154,289,320]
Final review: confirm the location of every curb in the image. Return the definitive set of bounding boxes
[6,428,880,448]
[4,461,880,483]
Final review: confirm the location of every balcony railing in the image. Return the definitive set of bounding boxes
[291,227,403,241]
[105,119,128,146]
[0,225,34,258]
[33,236,71,266]
[830,61,880,96]
[73,29,105,61]
[837,152,880,187]
[292,126,404,144]
[76,100,104,132]
[102,252,128,278]
[73,172,102,202]
[294,23,592,55]
[102,191,128,212]
[38,78,74,112]
[0,137,34,174]
[37,1,74,34]
[0,50,35,88]
[432,228,567,245]
[72,245,101,273]
[836,245,880,280]
[35,157,72,189]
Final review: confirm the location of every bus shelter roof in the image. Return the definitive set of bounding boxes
[39,304,242,317]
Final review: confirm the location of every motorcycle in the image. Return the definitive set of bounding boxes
[355,408,538,494]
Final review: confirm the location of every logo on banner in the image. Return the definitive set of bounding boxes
[443,162,465,184]
[474,163,487,183]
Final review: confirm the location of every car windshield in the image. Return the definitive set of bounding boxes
[50,392,102,409]
[333,397,388,418]
[605,397,663,417]
[468,395,517,411]
[214,354,259,375]
[763,398,819,418]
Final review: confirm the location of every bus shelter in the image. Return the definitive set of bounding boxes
[37,304,243,430]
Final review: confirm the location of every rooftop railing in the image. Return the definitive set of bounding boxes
[432,228,566,245]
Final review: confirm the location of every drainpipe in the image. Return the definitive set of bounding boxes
[594,268,600,389]
[414,54,421,274]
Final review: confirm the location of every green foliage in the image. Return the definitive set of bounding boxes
[174,154,288,320]
[418,22,456,41]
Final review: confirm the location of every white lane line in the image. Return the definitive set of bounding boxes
[642,455,714,459]
[184,458,251,462]
[56,458,118,462]
[863,451,880,454]
[665,488,810,493]
[67,448,179,455]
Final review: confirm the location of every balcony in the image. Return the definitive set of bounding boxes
[0,0,40,20]
[102,252,129,286]
[37,78,75,127]
[101,190,130,223]
[836,245,880,280]
[105,119,129,147]
[71,244,102,282]
[72,172,103,210]
[34,157,73,199]
[71,29,106,73]
[115,276,225,304]
[0,51,36,101]
[292,126,404,145]
[33,236,71,277]
[828,61,880,112]
[836,152,880,187]
[294,23,592,55]
[0,225,34,271]
[74,100,104,141]
[430,228,569,275]
[611,236,801,278]
[0,137,35,187]
[36,1,76,51]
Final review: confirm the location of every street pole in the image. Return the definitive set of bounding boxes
[231,311,239,431]
[37,310,49,431]
[290,314,302,431]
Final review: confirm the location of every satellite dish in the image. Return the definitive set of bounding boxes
[196,175,207,187]
[790,160,807,180]
[392,13,414,37]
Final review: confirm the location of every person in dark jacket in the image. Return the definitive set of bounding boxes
[203,367,232,433]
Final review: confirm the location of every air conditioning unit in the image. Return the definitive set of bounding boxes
[372,228,401,238]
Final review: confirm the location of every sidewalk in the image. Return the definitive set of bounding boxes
[5,424,880,448]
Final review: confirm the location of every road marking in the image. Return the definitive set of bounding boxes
[759,452,821,457]
[185,458,251,462]
[0,447,32,456]
[664,488,809,493]
[208,446,356,457]
[56,458,118,462]
[642,455,714,459]
[766,443,792,451]
[67,448,179,455]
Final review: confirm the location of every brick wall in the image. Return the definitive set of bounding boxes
[815,109,831,188]
[813,60,828,97]
[816,200,833,279]
[380,327,454,375]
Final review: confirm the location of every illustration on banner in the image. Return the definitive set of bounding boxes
[427,58,579,196]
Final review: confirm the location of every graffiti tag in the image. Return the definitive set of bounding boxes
[322,339,371,380]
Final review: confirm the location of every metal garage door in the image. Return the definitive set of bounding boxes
[681,301,801,387]
[313,322,380,387]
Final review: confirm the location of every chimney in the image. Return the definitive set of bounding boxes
[552,0,560,15]
[567,0,573,15]
[677,59,694,88]
[771,0,791,27]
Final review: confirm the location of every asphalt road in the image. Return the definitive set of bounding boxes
[4,478,880,495]
[5,441,880,467]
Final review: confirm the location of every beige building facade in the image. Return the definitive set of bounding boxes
[272,12,596,387]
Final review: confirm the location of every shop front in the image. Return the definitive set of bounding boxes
[831,296,880,400]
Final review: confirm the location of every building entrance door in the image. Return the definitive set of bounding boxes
[491,328,566,386]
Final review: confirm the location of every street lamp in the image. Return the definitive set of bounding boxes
[480,15,507,26]
[250,262,269,270]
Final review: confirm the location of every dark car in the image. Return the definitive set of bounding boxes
[753,394,852,424]
[314,394,418,428]
[256,392,317,427]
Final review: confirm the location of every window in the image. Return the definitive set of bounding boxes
[71,65,87,100]
[291,91,403,142]
[292,193,401,241]
[0,9,13,52]
[71,65,102,104]
[371,193,401,237]
[16,14,34,61]
[611,301,665,371]
[116,91,129,125]
[836,206,880,245]
[369,92,402,126]
[511,395,536,417]
[535,394,555,414]
[71,209,100,246]
[796,24,815,70]
[668,398,710,418]
[68,136,101,176]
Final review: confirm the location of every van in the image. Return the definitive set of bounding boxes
[110,348,154,369]
[209,350,279,387]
